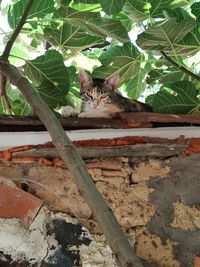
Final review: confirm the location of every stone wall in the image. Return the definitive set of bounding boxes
[0,151,200,266]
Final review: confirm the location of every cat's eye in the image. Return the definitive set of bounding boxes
[100,94,108,99]
[85,92,93,99]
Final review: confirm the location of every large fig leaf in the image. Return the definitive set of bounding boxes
[146,69,186,85]
[93,43,143,82]
[123,0,150,23]
[44,22,103,53]
[113,13,133,32]
[73,0,98,3]
[54,7,129,43]
[177,26,200,56]
[8,0,54,28]
[136,18,198,56]
[191,2,200,21]
[72,0,101,11]
[100,0,125,15]
[73,0,125,14]
[123,0,190,23]
[125,62,152,99]
[7,84,33,115]
[150,81,200,114]
[24,50,70,108]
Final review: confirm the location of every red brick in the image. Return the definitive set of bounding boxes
[0,184,42,228]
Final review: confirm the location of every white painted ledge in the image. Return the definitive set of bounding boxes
[0,126,200,150]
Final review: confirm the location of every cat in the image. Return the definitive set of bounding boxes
[61,70,152,118]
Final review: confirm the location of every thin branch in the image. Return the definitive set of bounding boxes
[0,74,12,114]
[83,41,110,51]
[0,0,36,61]
[0,61,144,267]
[160,51,200,82]
[0,0,35,114]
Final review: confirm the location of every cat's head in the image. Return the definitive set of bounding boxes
[78,70,119,109]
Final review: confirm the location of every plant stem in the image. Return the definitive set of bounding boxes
[0,61,144,267]
[160,51,200,82]
[0,74,12,114]
[0,0,36,61]
[83,41,110,51]
[0,0,36,114]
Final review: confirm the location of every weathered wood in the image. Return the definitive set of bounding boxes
[0,112,200,132]
[120,112,200,124]
[11,143,187,159]
[0,115,42,125]
[0,115,151,131]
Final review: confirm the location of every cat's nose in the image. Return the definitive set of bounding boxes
[93,100,99,108]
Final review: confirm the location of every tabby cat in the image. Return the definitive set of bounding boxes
[61,70,152,118]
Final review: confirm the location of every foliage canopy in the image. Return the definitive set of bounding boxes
[0,0,200,115]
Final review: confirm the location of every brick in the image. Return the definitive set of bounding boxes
[0,184,42,228]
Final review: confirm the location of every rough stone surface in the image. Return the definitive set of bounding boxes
[131,159,170,183]
[0,207,117,267]
[170,201,200,230]
[134,228,180,267]
[0,207,58,265]
[96,181,155,230]
[148,154,200,267]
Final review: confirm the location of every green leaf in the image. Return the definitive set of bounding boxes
[66,66,81,108]
[191,2,200,21]
[125,69,147,99]
[146,69,186,85]
[73,0,98,3]
[113,13,133,32]
[55,7,130,43]
[123,0,149,23]
[136,18,198,56]
[100,0,125,15]
[44,22,103,53]
[0,101,4,114]
[126,62,152,99]
[177,26,200,56]
[8,0,55,29]
[166,7,192,22]
[71,1,101,11]
[24,50,70,108]
[7,84,33,116]
[12,99,33,116]
[145,94,155,107]
[123,0,191,23]
[93,43,143,83]
[151,81,200,114]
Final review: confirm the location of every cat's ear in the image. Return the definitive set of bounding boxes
[105,74,120,90]
[78,70,92,87]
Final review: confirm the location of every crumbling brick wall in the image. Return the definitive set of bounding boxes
[1,148,200,266]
